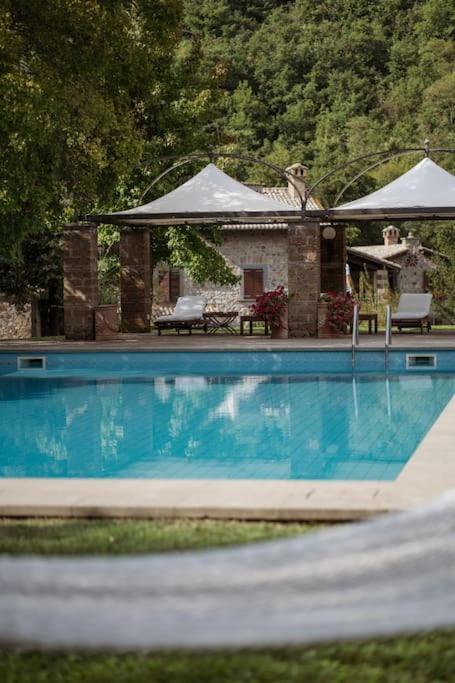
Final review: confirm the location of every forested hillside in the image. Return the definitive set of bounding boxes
[1,1,454,301]
[183,0,454,208]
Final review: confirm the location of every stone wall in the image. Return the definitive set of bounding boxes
[0,298,32,340]
[152,230,288,319]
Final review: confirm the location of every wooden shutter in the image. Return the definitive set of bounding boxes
[169,269,181,303]
[243,268,264,299]
[158,270,170,301]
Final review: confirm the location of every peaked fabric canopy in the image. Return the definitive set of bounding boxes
[88,163,303,226]
[326,158,455,221]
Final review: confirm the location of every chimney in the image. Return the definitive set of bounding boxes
[401,230,420,251]
[286,163,308,202]
[382,225,400,246]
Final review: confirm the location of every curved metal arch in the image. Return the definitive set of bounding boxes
[333,149,425,206]
[135,145,455,218]
[333,146,455,207]
[307,145,455,210]
[138,156,202,204]
[138,151,306,210]
[303,147,424,209]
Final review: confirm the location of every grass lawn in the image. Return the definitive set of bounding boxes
[1,518,454,683]
[0,517,316,555]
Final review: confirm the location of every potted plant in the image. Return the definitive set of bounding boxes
[251,285,289,339]
[318,292,355,338]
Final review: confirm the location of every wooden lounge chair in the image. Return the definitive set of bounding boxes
[391,293,433,333]
[155,296,207,335]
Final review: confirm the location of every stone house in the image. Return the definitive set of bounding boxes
[152,193,438,317]
[349,226,437,300]
[152,163,332,318]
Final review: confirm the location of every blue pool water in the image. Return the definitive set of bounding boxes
[1,364,454,480]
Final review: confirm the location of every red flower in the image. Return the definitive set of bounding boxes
[320,292,357,332]
[251,286,289,326]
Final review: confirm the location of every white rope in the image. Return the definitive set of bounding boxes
[1,491,455,651]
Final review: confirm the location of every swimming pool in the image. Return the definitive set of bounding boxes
[1,351,454,481]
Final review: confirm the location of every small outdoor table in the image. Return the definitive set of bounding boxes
[240,314,269,336]
[203,311,238,335]
[359,313,378,334]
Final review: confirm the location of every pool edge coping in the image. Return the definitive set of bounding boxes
[1,395,454,521]
[2,345,455,353]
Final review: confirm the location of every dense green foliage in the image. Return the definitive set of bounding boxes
[1,0,454,300]
[0,0,180,245]
[183,0,454,200]
[181,0,455,306]
[0,0,237,292]
[428,225,455,319]
[0,226,62,304]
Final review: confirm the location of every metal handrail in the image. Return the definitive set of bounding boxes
[385,305,392,370]
[351,303,360,369]
[352,376,359,418]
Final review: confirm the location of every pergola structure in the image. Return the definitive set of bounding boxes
[63,148,455,340]
[64,160,329,340]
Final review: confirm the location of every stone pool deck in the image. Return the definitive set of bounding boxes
[1,329,455,351]
[1,331,455,521]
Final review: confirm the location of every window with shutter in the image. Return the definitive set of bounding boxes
[243,268,264,299]
[158,268,181,303]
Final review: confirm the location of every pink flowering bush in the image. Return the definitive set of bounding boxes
[320,292,356,333]
[251,285,289,328]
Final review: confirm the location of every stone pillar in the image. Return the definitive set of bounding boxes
[320,226,346,293]
[63,222,98,340]
[120,228,151,333]
[287,220,321,337]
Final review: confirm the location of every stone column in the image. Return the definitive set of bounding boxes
[320,226,346,293]
[287,220,321,337]
[63,222,98,340]
[120,228,151,333]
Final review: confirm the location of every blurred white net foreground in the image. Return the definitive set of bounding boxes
[1,491,455,652]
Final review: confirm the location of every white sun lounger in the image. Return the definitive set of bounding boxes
[391,293,433,333]
[155,296,207,335]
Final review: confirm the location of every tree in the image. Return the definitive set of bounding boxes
[0,226,62,305]
[427,226,455,322]
[0,0,187,247]
[0,0,240,297]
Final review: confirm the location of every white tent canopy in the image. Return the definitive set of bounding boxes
[88,163,304,226]
[326,158,455,221]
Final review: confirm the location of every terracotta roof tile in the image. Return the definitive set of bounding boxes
[350,245,409,259]
[222,186,321,230]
